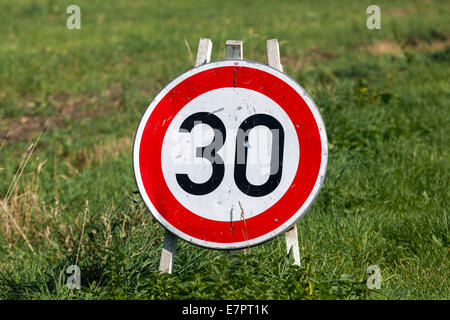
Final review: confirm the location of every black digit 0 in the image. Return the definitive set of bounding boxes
[176,112,226,195]
[234,114,285,197]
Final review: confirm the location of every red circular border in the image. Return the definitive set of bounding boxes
[139,66,322,243]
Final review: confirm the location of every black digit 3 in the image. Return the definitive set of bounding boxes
[176,112,226,195]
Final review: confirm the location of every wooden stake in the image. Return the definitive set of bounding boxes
[285,225,301,266]
[267,39,284,72]
[158,230,177,273]
[226,40,243,60]
[158,38,213,274]
[267,39,300,267]
[225,39,246,256]
[195,38,213,66]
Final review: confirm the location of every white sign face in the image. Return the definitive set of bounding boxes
[161,87,300,221]
[134,60,327,249]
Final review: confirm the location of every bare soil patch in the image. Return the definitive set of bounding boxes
[365,35,450,55]
[1,83,124,143]
[282,46,335,72]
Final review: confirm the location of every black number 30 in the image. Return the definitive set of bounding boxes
[176,112,285,197]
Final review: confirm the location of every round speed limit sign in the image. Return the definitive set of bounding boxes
[133,60,327,249]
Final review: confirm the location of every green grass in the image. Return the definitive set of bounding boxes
[0,0,449,299]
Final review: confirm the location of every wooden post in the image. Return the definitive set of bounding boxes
[225,40,246,256]
[267,39,300,267]
[195,38,213,66]
[225,40,243,60]
[285,224,301,266]
[158,230,177,274]
[267,39,284,72]
[158,38,213,274]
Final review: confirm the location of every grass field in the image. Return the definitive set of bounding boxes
[0,0,449,299]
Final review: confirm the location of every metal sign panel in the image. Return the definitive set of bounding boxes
[134,60,327,249]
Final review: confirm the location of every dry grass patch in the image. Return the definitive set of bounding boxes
[67,135,133,175]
